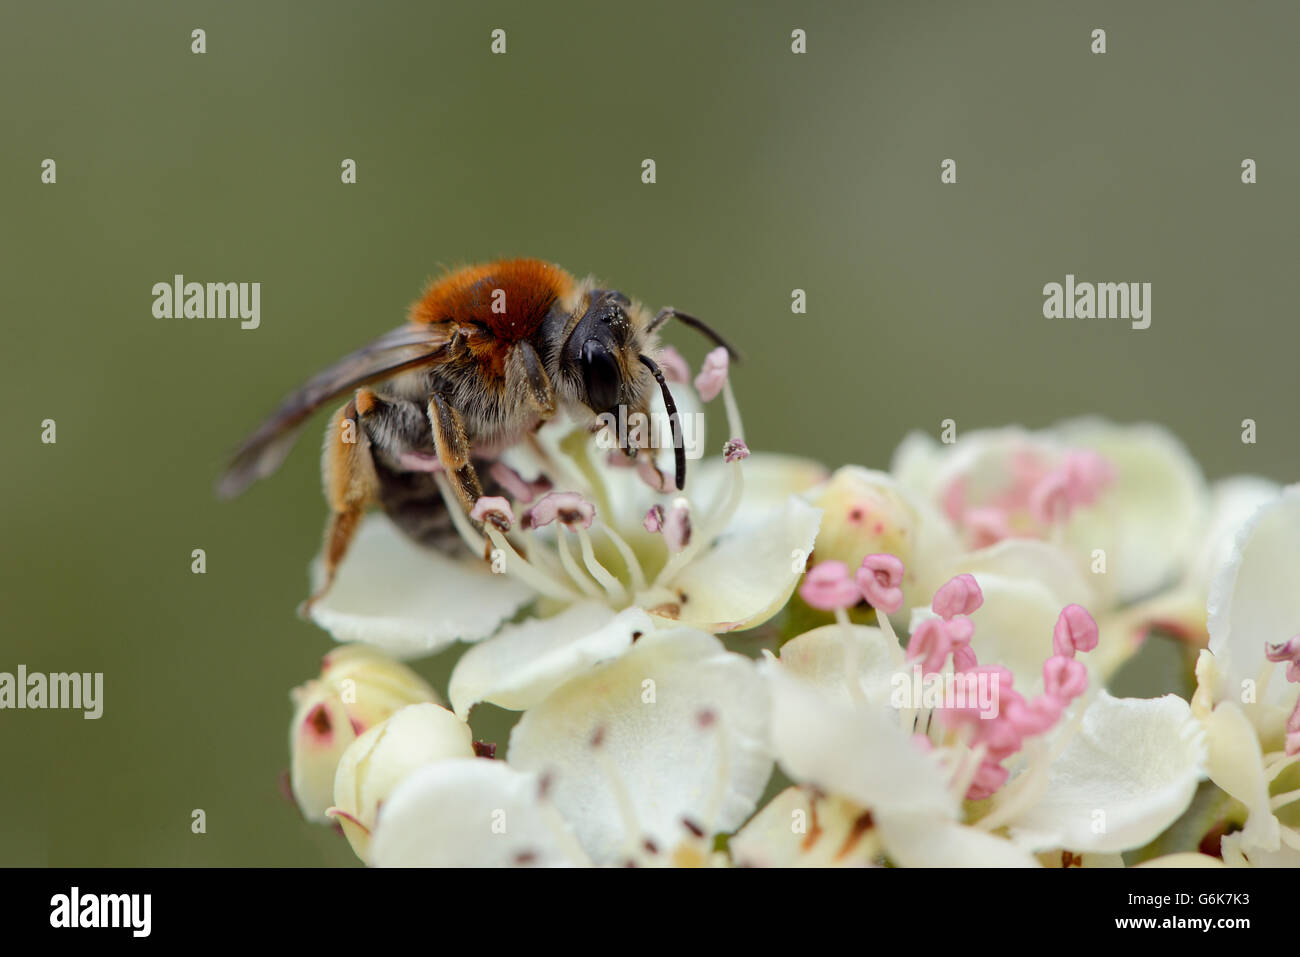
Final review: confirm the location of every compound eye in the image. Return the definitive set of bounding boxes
[581,338,621,413]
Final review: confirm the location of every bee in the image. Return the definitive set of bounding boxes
[216,258,736,607]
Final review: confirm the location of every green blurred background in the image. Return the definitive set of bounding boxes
[2,0,1297,865]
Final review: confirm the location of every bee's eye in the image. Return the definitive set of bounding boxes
[580,339,621,413]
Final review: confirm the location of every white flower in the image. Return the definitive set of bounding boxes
[759,573,1206,866]
[305,371,825,676]
[370,628,772,866]
[288,645,438,821]
[328,702,475,861]
[891,418,1207,607]
[1191,485,1300,863]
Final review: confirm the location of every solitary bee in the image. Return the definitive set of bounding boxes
[216,258,735,606]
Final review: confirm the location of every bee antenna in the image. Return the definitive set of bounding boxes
[648,308,742,362]
[637,354,686,492]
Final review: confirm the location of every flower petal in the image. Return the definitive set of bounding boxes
[1008,691,1206,853]
[778,623,901,719]
[689,453,829,534]
[371,758,588,867]
[330,702,474,860]
[1055,419,1207,604]
[308,514,535,656]
[1206,484,1300,726]
[666,497,822,632]
[762,655,958,820]
[507,629,771,865]
[448,603,653,717]
[1199,699,1280,853]
[876,813,1040,867]
[729,787,878,867]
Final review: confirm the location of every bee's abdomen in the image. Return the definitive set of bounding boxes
[373,460,502,555]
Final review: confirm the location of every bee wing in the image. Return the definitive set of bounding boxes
[216,323,454,499]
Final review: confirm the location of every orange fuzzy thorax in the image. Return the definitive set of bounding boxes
[408,259,576,344]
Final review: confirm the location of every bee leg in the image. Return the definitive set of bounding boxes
[300,395,381,616]
[428,393,483,514]
[505,340,556,418]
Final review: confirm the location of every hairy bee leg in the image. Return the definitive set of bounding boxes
[300,395,381,615]
[428,393,483,513]
[505,340,556,418]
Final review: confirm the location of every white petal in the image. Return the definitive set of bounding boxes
[308,514,535,656]
[876,813,1040,867]
[1133,853,1225,868]
[448,604,654,717]
[778,623,901,719]
[1055,419,1208,604]
[690,453,829,534]
[330,702,474,860]
[1207,484,1300,725]
[1199,701,1280,853]
[1008,692,1206,853]
[1221,831,1300,867]
[508,629,771,865]
[666,497,821,632]
[729,787,878,867]
[371,758,588,867]
[762,656,958,820]
[1184,476,1282,594]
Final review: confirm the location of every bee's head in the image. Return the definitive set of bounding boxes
[559,289,686,489]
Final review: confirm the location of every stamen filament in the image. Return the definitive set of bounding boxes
[556,529,602,599]
[576,526,628,602]
[433,472,487,556]
[484,527,582,602]
[600,524,648,593]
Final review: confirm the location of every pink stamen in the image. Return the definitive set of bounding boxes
[856,553,904,615]
[470,495,514,531]
[906,618,954,674]
[932,573,983,619]
[917,579,1099,800]
[1042,655,1088,703]
[636,457,668,492]
[1061,450,1115,506]
[657,345,691,384]
[963,507,1012,548]
[1265,636,1300,683]
[643,504,665,533]
[398,452,444,473]
[525,492,595,530]
[723,438,750,463]
[1029,470,1072,526]
[693,347,729,403]
[488,462,551,504]
[1052,604,1099,658]
[662,502,692,553]
[798,560,860,612]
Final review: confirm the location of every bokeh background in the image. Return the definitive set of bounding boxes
[2,0,1297,865]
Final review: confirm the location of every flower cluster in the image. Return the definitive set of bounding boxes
[281,378,1299,867]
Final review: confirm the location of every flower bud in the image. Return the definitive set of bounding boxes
[806,468,917,574]
[289,645,438,822]
[329,702,475,861]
